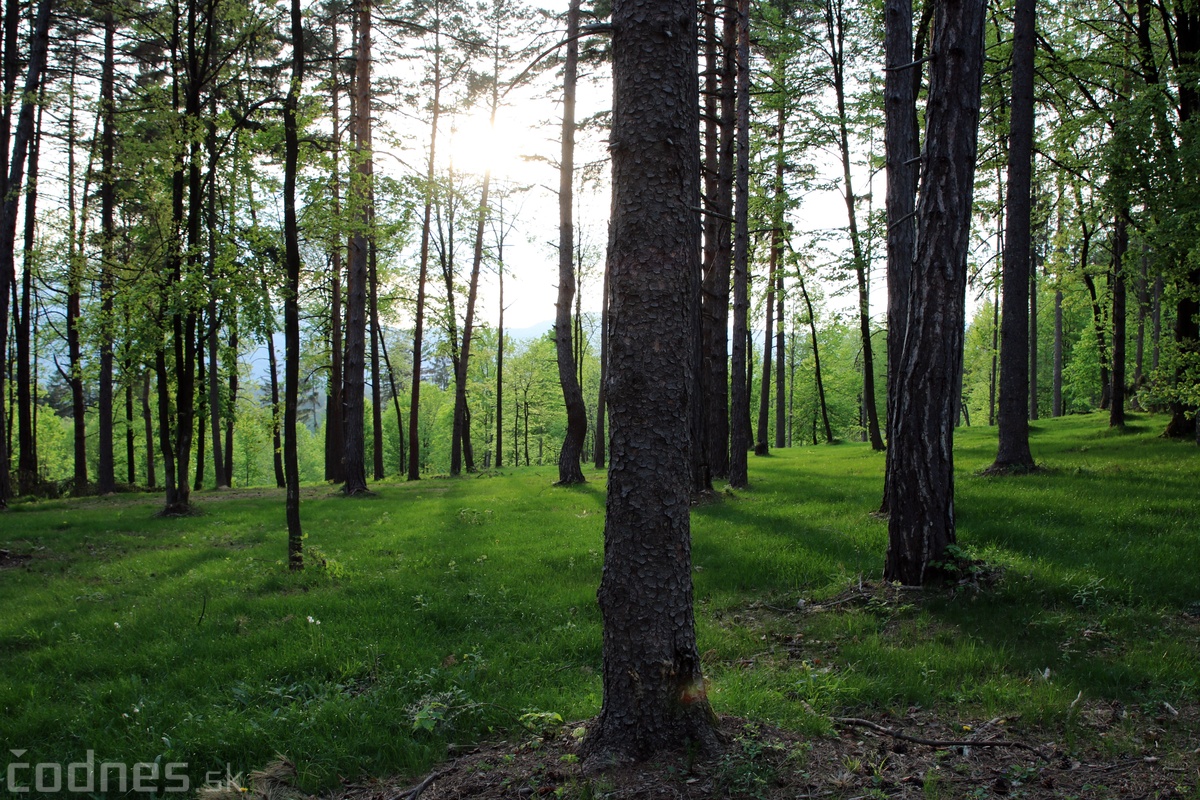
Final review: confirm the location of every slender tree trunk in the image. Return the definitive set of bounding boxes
[15,91,42,495]
[884,0,985,585]
[369,225,385,480]
[1030,256,1039,419]
[990,0,1036,471]
[1132,248,1148,397]
[223,320,237,484]
[1052,288,1063,416]
[264,281,285,488]
[595,254,608,469]
[342,0,372,494]
[143,370,157,488]
[755,234,777,456]
[1151,274,1162,372]
[125,360,136,485]
[408,8,444,481]
[325,11,345,483]
[826,0,883,451]
[284,0,305,567]
[377,319,406,474]
[728,0,752,488]
[65,53,88,496]
[582,0,718,761]
[775,263,786,448]
[701,0,735,480]
[1110,211,1128,427]
[207,309,228,488]
[1083,271,1110,409]
[800,275,833,443]
[988,274,998,425]
[554,0,587,485]
[195,336,207,490]
[0,0,52,508]
[496,236,505,468]
[453,37,500,478]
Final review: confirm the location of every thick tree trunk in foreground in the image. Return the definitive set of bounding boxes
[885,0,985,585]
[990,0,1036,472]
[880,0,919,513]
[583,0,719,763]
[554,0,587,485]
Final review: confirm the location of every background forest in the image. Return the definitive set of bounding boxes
[2,0,1197,509]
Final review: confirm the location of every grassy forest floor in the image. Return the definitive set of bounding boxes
[1,412,1198,798]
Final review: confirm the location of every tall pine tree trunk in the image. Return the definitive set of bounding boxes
[826,0,883,452]
[284,0,305,567]
[1053,288,1063,416]
[884,0,985,585]
[582,0,718,760]
[554,0,587,485]
[990,0,1036,471]
[728,0,752,488]
[880,0,919,512]
[325,10,345,483]
[0,0,52,507]
[15,91,42,494]
[408,7,444,481]
[1110,212,1129,427]
[342,0,372,494]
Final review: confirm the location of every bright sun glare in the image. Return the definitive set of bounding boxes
[443,107,541,181]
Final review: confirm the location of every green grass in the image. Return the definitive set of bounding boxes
[1,412,1198,793]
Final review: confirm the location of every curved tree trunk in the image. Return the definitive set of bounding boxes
[554,0,586,485]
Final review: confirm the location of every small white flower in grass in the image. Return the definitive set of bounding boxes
[307,616,320,625]
[114,622,121,630]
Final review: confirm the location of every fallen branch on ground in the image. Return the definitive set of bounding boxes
[834,717,1049,759]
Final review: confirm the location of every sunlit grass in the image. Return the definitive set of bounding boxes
[1,411,1197,793]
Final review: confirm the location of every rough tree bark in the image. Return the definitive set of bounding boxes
[325,10,345,484]
[582,0,720,763]
[284,0,305,568]
[728,0,752,488]
[554,0,587,485]
[879,0,919,513]
[15,90,42,495]
[342,0,372,494]
[884,0,985,586]
[1110,212,1128,428]
[701,0,735,480]
[0,0,52,508]
[989,0,1036,472]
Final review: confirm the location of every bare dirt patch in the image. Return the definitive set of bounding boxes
[0,548,33,570]
[311,711,1199,800]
